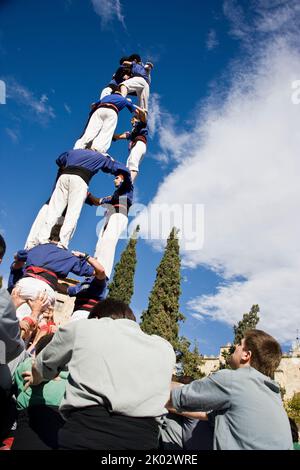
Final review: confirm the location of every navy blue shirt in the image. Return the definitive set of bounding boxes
[68,277,107,302]
[26,244,94,279]
[126,121,148,146]
[56,149,130,179]
[8,265,26,293]
[96,93,136,113]
[132,63,151,84]
[101,176,134,209]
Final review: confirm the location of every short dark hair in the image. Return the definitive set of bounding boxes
[119,56,129,65]
[244,329,282,378]
[88,298,136,322]
[0,233,6,259]
[49,224,61,242]
[35,333,54,356]
[128,53,141,63]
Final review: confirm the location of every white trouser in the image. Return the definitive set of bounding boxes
[25,204,64,250]
[37,174,88,249]
[74,107,118,153]
[121,77,150,111]
[94,212,128,279]
[70,310,89,322]
[100,86,113,100]
[15,277,56,320]
[127,141,147,172]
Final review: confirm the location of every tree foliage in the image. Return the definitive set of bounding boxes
[140,227,184,348]
[107,225,139,305]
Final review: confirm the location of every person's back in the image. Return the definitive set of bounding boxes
[55,318,175,418]
[26,243,94,279]
[211,367,292,450]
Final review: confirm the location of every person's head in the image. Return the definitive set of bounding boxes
[88,298,136,322]
[114,173,125,188]
[119,56,129,65]
[131,116,140,126]
[113,85,122,95]
[0,233,6,264]
[35,333,54,356]
[128,53,141,63]
[49,224,62,243]
[230,329,282,378]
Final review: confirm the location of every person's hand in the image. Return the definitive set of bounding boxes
[11,287,26,309]
[22,362,43,390]
[71,250,85,258]
[27,291,49,318]
[19,320,33,340]
[86,193,100,206]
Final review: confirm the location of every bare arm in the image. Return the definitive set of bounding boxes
[72,252,106,280]
[134,106,147,123]
[113,132,129,140]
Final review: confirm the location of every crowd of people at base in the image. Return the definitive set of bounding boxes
[0,233,299,451]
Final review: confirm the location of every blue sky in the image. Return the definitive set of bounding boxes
[1,0,300,355]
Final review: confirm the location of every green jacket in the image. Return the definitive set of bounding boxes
[14,357,67,410]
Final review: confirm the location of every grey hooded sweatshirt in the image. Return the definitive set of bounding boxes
[172,366,293,450]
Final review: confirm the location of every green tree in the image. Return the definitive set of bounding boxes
[177,337,205,380]
[233,304,260,345]
[221,304,260,367]
[107,225,140,305]
[285,392,300,424]
[140,227,185,348]
[0,276,2,289]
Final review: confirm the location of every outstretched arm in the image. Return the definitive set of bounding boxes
[113,132,129,141]
[72,251,106,280]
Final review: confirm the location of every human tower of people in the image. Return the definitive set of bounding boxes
[8,53,152,323]
[0,53,296,452]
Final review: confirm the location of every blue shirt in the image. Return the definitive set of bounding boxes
[101,177,134,209]
[56,149,130,179]
[96,93,136,113]
[8,264,26,293]
[132,63,151,84]
[26,244,94,278]
[68,277,107,302]
[126,121,148,144]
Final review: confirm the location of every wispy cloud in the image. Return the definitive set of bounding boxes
[64,103,72,114]
[223,0,300,44]
[206,29,219,50]
[4,77,55,125]
[91,0,125,29]
[148,93,193,164]
[5,128,19,143]
[135,4,300,345]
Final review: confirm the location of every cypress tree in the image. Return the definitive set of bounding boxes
[107,225,140,305]
[178,337,205,380]
[140,227,185,348]
[233,304,260,345]
[222,304,260,366]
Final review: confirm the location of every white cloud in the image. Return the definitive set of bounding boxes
[5,77,55,124]
[91,0,125,29]
[223,0,300,44]
[148,93,193,164]
[206,29,219,50]
[64,103,72,114]
[135,27,300,344]
[5,128,19,143]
